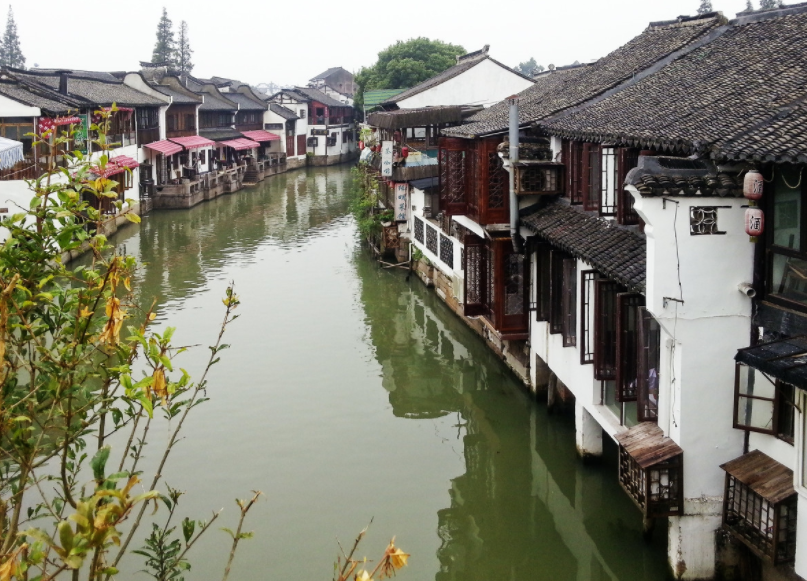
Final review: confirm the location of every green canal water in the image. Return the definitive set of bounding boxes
[107,165,671,580]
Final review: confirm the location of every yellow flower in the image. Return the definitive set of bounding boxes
[152,367,168,406]
[355,571,373,581]
[389,546,409,570]
[99,297,125,345]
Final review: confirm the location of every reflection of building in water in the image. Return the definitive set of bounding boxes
[357,262,669,580]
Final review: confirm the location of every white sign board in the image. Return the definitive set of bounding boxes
[381,140,393,177]
[394,182,409,222]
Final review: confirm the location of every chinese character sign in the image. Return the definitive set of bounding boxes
[74,114,88,154]
[381,140,393,177]
[394,182,409,222]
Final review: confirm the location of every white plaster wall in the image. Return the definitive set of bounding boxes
[0,180,36,241]
[0,93,39,117]
[748,432,796,471]
[633,193,751,499]
[396,59,534,109]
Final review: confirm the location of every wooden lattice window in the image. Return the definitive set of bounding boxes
[439,138,468,215]
[440,235,454,269]
[562,258,577,347]
[600,147,617,216]
[616,293,645,402]
[464,234,487,317]
[580,271,599,364]
[426,225,438,254]
[594,279,621,380]
[722,450,798,564]
[515,164,564,195]
[584,143,600,212]
[617,148,641,225]
[504,251,525,317]
[414,217,424,243]
[637,307,661,422]
[616,422,684,519]
[549,250,568,334]
[488,152,506,209]
[535,243,552,322]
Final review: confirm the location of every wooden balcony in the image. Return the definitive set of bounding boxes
[0,160,39,181]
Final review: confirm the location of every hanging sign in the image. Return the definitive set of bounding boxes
[73,114,88,154]
[381,140,393,177]
[394,182,408,222]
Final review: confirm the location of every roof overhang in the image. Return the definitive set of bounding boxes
[735,335,807,391]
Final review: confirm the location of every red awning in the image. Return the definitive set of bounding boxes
[38,116,82,133]
[144,140,183,156]
[92,155,140,178]
[168,136,215,150]
[240,130,281,142]
[218,138,260,151]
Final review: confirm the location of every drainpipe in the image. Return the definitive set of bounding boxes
[507,96,522,253]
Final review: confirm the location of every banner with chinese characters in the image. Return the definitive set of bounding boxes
[74,114,88,154]
[381,140,393,177]
[394,182,409,222]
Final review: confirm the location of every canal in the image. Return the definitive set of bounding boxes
[108,164,671,580]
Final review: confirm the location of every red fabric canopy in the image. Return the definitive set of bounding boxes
[168,136,215,150]
[92,155,140,178]
[38,116,82,133]
[218,138,259,151]
[143,140,183,156]
[240,130,281,142]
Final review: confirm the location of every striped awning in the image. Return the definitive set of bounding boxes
[168,136,215,150]
[240,130,281,142]
[144,140,183,156]
[218,138,260,151]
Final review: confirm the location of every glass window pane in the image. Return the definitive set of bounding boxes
[738,366,776,398]
[736,395,775,431]
[773,168,802,249]
[4,125,17,140]
[770,254,807,306]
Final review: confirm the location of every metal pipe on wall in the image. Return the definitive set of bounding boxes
[508,96,522,253]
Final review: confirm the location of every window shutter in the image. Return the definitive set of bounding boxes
[439,138,469,216]
[463,234,487,317]
[616,148,642,225]
[535,243,552,321]
[616,292,645,402]
[594,279,620,380]
[584,144,601,212]
[637,307,661,422]
[549,250,567,334]
[562,258,577,347]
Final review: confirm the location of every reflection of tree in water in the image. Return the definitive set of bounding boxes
[355,258,671,581]
[109,167,353,308]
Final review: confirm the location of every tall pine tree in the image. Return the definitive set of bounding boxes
[759,0,783,8]
[1,6,25,69]
[175,20,193,74]
[697,0,713,14]
[151,7,176,66]
[745,0,755,10]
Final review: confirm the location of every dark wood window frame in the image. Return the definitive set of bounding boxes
[549,249,569,334]
[594,279,622,380]
[535,243,551,322]
[580,270,599,364]
[561,257,577,347]
[637,307,661,423]
[616,292,645,402]
[733,363,796,442]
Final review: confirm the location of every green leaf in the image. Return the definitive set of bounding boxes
[58,521,73,553]
[125,212,141,224]
[220,527,235,539]
[90,446,111,481]
[182,517,195,543]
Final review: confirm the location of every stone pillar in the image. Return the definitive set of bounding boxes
[574,402,602,459]
[667,499,723,580]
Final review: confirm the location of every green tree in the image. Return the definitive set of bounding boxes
[759,0,783,8]
[515,57,543,77]
[151,7,176,66]
[355,38,465,109]
[0,6,25,69]
[745,0,754,10]
[175,20,193,75]
[697,0,713,14]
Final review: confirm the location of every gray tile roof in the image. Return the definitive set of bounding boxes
[15,71,164,107]
[151,84,201,104]
[310,67,347,81]
[199,91,237,111]
[0,81,74,114]
[227,92,267,111]
[522,202,646,292]
[200,128,242,141]
[269,103,298,120]
[543,6,807,163]
[292,86,347,109]
[444,14,723,138]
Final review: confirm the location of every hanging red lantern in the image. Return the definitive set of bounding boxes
[745,207,764,238]
[359,141,365,150]
[744,170,764,201]
[401,146,409,158]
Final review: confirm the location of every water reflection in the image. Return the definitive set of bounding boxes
[355,257,671,581]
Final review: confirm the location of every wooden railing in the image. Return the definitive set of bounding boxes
[0,160,39,181]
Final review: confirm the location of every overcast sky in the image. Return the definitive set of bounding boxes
[17,0,755,87]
